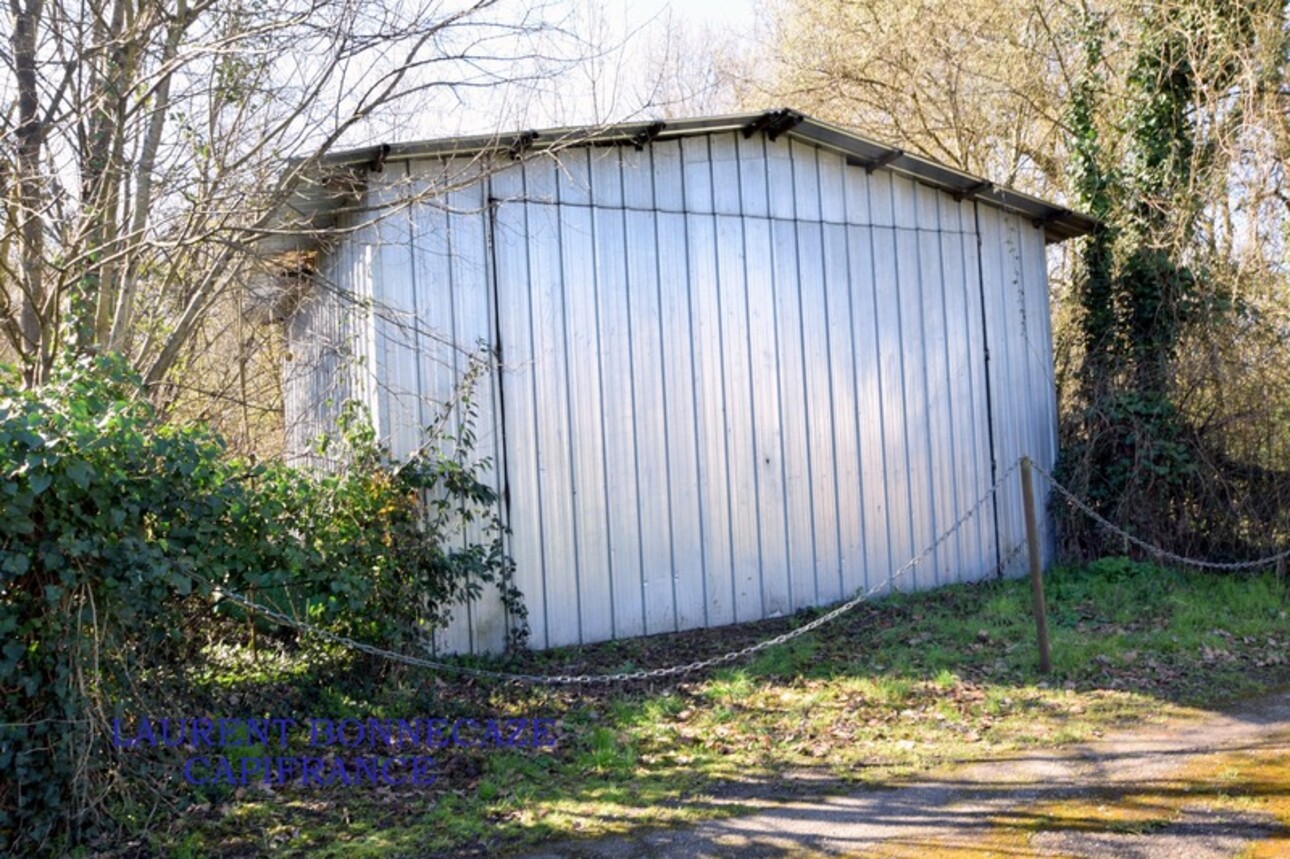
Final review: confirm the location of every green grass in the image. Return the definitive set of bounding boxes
[153,558,1289,857]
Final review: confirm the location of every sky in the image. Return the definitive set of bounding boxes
[411,0,763,140]
[530,0,762,127]
[329,0,766,148]
[631,0,758,28]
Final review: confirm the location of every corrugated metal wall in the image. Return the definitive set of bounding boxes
[284,131,1058,654]
[282,208,374,470]
[369,158,509,655]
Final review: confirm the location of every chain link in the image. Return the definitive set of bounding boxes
[1030,460,1290,572]
[202,458,1285,685]
[198,460,1023,686]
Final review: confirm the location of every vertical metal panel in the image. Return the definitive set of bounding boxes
[411,163,472,654]
[559,184,614,643]
[744,214,791,617]
[525,154,559,203]
[523,159,582,642]
[915,182,957,586]
[557,147,592,207]
[283,249,352,469]
[651,140,684,210]
[893,176,937,591]
[795,208,842,607]
[766,137,795,220]
[446,159,505,654]
[843,164,893,595]
[791,137,842,606]
[589,148,623,209]
[736,133,768,219]
[823,219,865,596]
[791,139,823,221]
[350,199,381,442]
[655,207,706,632]
[768,215,815,611]
[817,150,846,223]
[339,210,365,430]
[715,213,762,621]
[846,219,892,591]
[979,205,1027,574]
[1018,220,1058,566]
[717,193,755,624]
[868,170,915,593]
[368,167,421,463]
[710,133,742,216]
[1013,217,1041,563]
[1001,212,1031,573]
[398,161,466,654]
[488,163,550,648]
[958,201,997,576]
[283,207,357,470]
[594,157,646,640]
[938,194,986,580]
[687,208,735,628]
[620,147,653,210]
[740,133,790,617]
[977,204,1010,563]
[843,160,871,226]
[682,136,714,215]
[624,203,673,636]
[1004,212,1037,572]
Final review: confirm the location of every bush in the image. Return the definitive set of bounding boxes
[1055,387,1289,562]
[0,356,522,853]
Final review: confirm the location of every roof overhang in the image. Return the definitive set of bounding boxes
[260,108,1097,272]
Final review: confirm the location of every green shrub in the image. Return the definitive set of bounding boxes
[0,355,522,853]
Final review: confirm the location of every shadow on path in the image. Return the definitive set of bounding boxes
[516,690,1290,858]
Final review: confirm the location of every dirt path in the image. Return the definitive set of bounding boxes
[519,689,1290,858]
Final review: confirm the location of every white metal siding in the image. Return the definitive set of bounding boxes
[286,131,1061,653]
[977,203,1058,572]
[283,209,374,469]
[361,161,509,653]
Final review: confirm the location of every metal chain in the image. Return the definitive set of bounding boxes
[197,459,1022,686]
[1031,460,1290,572]
[202,457,1283,685]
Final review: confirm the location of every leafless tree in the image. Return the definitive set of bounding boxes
[0,0,575,391]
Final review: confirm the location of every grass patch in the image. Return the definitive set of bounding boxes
[145,558,1289,857]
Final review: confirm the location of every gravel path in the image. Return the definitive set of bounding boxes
[519,689,1290,858]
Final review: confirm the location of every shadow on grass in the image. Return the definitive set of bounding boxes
[154,559,1290,857]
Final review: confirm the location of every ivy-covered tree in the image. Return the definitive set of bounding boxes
[1059,0,1287,559]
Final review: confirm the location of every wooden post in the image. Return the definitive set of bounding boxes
[1020,457,1052,674]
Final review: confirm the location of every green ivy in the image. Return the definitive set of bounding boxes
[0,355,524,853]
[1055,4,1257,558]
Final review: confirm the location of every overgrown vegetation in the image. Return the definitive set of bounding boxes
[147,557,1290,857]
[0,357,520,853]
[1056,1,1290,560]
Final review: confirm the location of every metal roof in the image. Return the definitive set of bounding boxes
[273,108,1097,248]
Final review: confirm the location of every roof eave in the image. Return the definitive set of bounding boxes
[269,109,1098,260]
